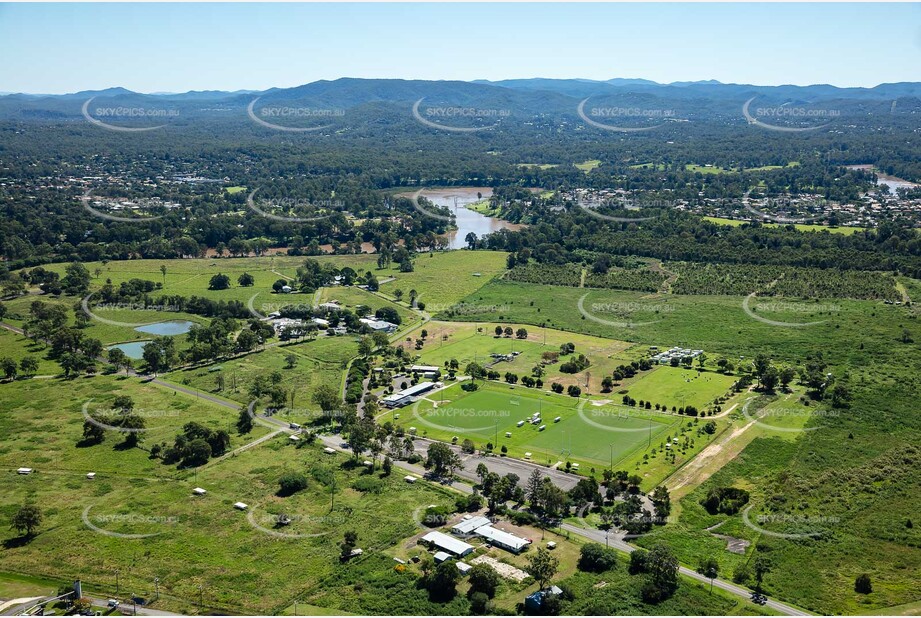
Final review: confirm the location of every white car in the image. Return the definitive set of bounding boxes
[107,600,120,608]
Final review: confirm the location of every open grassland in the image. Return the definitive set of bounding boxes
[516,163,559,170]
[0,374,267,478]
[377,250,507,308]
[575,159,601,173]
[316,285,418,330]
[164,337,359,412]
[685,162,799,174]
[400,320,636,393]
[0,328,61,376]
[704,216,866,235]
[451,278,921,614]
[622,367,738,411]
[33,255,379,305]
[378,380,726,487]
[450,280,919,369]
[0,371,463,614]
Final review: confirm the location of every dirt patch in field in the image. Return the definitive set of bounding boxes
[470,555,529,582]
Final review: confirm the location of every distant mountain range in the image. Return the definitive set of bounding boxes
[1,77,918,126]
[6,77,920,100]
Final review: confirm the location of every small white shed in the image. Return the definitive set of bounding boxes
[193,487,207,496]
[233,502,248,510]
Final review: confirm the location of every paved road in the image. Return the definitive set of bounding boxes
[316,434,808,616]
[557,523,808,615]
[87,597,178,616]
[0,596,177,617]
[1,322,808,615]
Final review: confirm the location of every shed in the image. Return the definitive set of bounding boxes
[289,435,300,442]
[404,475,418,483]
[451,515,491,537]
[17,468,33,475]
[233,502,248,510]
[475,525,531,553]
[421,530,474,557]
[86,472,96,480]
[323,447,336,454]
[433,551,452,564]
[457,561,472,575]
[193,487,207,496]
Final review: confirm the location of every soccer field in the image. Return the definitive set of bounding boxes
[381,381,675,470]
[621,366,738,410]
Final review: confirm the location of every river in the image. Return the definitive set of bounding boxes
[407,187,523,249]
[845,165,919,196]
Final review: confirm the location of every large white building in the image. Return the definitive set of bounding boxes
[421,530,474,557]
[381,381,438,408]
[474,525,531,553]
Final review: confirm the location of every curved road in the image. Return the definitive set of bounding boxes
[1,320,808,615]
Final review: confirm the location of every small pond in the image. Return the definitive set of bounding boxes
[134,320,196,336]
[107,341,151,360]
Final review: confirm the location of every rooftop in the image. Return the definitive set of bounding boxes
[421,530,474,555]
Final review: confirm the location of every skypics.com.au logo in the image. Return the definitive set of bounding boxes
[247,509,348,539]
[742,293,840,328]
[742,97,839,133]
[575,197,674,223]
[407,189,455,222]
[411,98,509,133]
[739,399,839,433]
[81,400,182,434]
[577,99,675,132]
[82,505,179,539]
[741,191,825,224]
[82,97,179,132]
[80,189,170,223]
[82,292,182,328]
[577,294,672,328]
[246,188,341,223]
[247,97,344,132]
[742,506,839,539]
[576,399,669,434]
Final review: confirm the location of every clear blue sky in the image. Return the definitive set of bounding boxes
[1,3,919,93]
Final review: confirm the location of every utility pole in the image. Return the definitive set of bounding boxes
[198,585,203,614]
[154,577,159,602]
[115,569,120,597]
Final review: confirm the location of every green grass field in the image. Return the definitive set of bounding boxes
[381,380,696,473]
[516,163,559,170]
[0,369,463,615]
[4,252,921,615]
[575,159,601,173]
[164,337,359,413]
[401,320,637,393]
[621,367,738,410]
[377,250,507,309]
[704,216,866,235]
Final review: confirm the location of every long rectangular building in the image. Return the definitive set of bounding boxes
[475,525,531,553]
[421,530,474,557]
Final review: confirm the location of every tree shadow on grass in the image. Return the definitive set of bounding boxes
[3,534,35,549]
